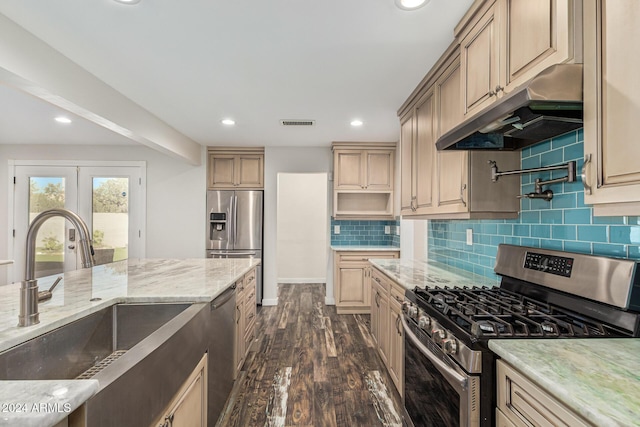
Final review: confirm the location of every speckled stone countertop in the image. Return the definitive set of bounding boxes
[0,257,259,426]
[331,245,401,252]
[369,258,499,291]
[490,339,640,427]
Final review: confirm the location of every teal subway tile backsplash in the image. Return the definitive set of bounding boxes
[428,130,640,280]
[331,219,400,247]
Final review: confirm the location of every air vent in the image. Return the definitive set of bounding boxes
[280,119,315,126]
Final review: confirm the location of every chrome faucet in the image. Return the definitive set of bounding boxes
[19,208,95,327]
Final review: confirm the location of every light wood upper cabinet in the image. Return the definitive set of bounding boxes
[332,142,396,219]
[333,144,394,191]
[207,148,264,189]
[583,0,640,215]
[400,88,436,216]
[458,0,581,119]
[501,0,578,94]
[460,1,501,118]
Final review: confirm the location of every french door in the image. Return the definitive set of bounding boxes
[10,162,145,284]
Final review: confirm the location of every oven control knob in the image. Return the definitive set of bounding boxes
[443,338,458,355]
[432,329,446,344]
[407,305,418,318]
[418,315,431,330]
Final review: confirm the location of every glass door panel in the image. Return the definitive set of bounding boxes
[91,177,129,265]
[13,166,78,282]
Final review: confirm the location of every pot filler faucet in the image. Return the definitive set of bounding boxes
[18,208,95,327]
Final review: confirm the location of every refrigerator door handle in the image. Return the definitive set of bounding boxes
[210,251,257,256]
[233,194,239,245]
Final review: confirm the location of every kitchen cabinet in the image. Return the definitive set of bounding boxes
[207,148,264,189]
[332,142,396,219]
[496,359,592,427]
[370,266,404,396]
[333,250,399,314]
[583,0,640,215]
[399,44,520,219]
[234,267,257,378]
[152,353,208,427]
[458,0,581,119]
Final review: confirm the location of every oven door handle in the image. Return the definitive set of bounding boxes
[401,315,468,394]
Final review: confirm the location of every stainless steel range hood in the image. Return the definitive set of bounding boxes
[436,64,583,151]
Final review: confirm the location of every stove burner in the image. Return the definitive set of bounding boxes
[413,286,626,340]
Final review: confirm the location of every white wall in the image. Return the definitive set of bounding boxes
[263,147,332,306]
[0,144,206,284]
[276,173,328,283]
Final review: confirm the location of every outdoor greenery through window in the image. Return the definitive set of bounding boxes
[29,176,129,276]
[92,177,129,265]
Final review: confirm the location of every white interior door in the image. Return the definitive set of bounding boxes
[11,163,145,284]
[13,166,79,282]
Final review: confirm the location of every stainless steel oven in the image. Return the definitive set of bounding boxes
[402,311,481,427]
[400,244,640,427]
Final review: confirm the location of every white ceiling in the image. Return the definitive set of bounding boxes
[0,0,473,150]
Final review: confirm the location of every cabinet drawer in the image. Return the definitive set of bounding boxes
[338,251,398,263]
[243,322,256,353]
[496,360,591,427]
[389,284,405,307]
[244,295,257,334]
[370,269,390,294]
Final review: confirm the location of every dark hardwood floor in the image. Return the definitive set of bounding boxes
[218,283,405,427]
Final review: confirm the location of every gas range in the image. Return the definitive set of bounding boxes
[401,244,640,427]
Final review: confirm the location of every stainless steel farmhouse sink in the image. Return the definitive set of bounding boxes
[0,301,210,426]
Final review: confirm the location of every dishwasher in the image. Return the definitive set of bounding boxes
[208,284,236,424]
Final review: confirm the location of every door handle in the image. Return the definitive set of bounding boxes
[68,244,76,250]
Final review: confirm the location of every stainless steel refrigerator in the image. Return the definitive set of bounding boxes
[206,190,263,303]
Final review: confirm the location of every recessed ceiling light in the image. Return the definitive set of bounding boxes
[55,116,72,124]
[113,0,141,4]
[221,119,236,126]
[395,0,430,11]
[350,120,364,127]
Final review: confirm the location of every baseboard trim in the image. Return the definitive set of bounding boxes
[277,278,326,284]
[261,298,278,306]
[325,297,335,306]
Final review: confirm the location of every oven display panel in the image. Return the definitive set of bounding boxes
[524,252,574,277]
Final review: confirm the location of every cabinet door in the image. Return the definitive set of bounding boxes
[365,151,393,190]
[399,113,415,214]
[335,151,364,189]
[236,154,264,188]
[584,0,640,214]
[388,300,404,396]
[153,353,208,427]
[378,292,390,366]
[501,0,574,94]
[208,154,236,188]
[337,265,368,306]
[414,89,436,214]
[371,282,383,346]
[461,2,501,118]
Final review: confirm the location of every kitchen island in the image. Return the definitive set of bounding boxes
[0,257,259,427]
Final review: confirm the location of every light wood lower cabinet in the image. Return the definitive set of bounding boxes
[235,268,257,378]
[496,360,592,427]
[334,251,399,314]
[151,353,208,427]
[370,266,404,397]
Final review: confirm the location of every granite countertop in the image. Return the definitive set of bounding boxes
[331,245,401,252]
[370,258,499,291]
[0,257,259,426]
[490,339,640,427]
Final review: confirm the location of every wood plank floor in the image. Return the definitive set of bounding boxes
[218,283,405,427]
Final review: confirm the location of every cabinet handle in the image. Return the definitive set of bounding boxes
[460,184,467,207]
[495,85,504,94]
[375,292,380,307]
[395,315,402,335]
[488,90,496,97]
[236,306,241,324]
[582,154,592,195]
[411,196,417,212]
